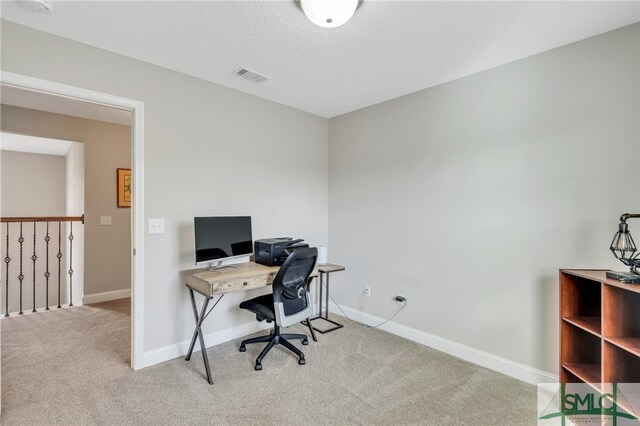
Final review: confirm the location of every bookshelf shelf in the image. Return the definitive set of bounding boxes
[560,270,640,390]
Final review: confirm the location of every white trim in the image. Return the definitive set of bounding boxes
[131,97,145,371]
[0,71,146,371]
[0,304,78,319]
[329,302,558,385]
[142,321,272,368]
[83,289,131,305]
[0,132,74,156]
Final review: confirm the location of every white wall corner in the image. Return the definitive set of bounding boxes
[83,288,131,305]
[328,301,558,386]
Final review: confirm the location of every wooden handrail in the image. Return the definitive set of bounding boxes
[1,215,84,224]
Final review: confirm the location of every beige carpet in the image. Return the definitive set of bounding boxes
[1,299,536,425]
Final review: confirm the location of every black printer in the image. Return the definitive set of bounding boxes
[254,238,309,266]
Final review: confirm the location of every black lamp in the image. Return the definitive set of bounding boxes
[607,213,640,283]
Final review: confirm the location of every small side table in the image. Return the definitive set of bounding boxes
[305,263,345,335]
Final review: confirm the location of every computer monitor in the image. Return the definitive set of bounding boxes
[194,216,253,269]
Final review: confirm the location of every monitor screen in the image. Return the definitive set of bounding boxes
[194,216,253,263]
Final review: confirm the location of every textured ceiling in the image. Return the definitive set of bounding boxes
[1,1,638,118]
[1,85,132,125]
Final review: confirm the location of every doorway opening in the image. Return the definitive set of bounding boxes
[0,72,144,370]
[1,133,85,312]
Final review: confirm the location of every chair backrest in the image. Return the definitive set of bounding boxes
[272,247,317,326]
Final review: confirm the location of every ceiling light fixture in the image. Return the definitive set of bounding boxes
[27,0,53,13]
[299,0,362,28]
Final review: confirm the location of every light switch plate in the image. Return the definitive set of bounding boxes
[149,219,165,234]
[100,216,112,226]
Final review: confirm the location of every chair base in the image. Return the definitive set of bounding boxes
[239,325,308,370]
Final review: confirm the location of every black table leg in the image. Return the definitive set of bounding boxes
[185,288,214,385]
[318,272,324,318]
[305,316,318,342]
[185,288,199,360]
[305,271,344,334]
[324,272,330,318]
[302,277,318,342]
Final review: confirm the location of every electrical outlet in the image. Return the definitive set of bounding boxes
[364,285,371,297]
[395,292,406,305]
[100,216,112,226]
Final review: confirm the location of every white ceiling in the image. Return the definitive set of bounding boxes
[1,1,638,118]
[1,84,132,125]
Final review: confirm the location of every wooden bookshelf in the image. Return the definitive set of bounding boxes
[562,317,600,337]
[561,363,602,390]
[560,270,640,392]
[604,337,640,357]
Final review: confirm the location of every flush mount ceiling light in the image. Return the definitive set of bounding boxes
[27,0,53,13]
[299,0,362,28]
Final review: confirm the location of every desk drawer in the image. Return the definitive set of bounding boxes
[211,273,273,295]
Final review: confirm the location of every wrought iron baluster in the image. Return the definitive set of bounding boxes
[4,223,10,317]
[57,221,62,309]
[0,217,82,314]
[32,222,38,313]
[18,222,24,315]
[45,222,51,310]
[68,222,74,307]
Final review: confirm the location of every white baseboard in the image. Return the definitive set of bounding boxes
[141,320,272,368]
[138,300,557,384]
[1,303,79,318]
[328,302,558,386]
[83,289,131,305]
[141,305,324,369]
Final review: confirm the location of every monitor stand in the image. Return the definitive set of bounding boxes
[208,260,239,272]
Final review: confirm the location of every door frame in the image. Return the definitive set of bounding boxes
[1,71,146,370]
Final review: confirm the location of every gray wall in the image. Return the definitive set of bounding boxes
[3,18,637,376]
[1,150,66,216]
[0,21,329,352]
[1,150,68,312]
[1,106,132,297]
[328,23,639,375]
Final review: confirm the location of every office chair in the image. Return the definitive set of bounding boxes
[238,247,318,370]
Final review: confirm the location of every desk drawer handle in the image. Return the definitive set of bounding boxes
[243,281,248,286]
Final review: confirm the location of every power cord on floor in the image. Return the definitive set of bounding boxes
[325,286,407,329]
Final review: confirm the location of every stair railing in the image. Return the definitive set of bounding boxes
[1,215,84,316]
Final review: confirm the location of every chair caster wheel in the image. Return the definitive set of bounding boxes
[255,363,262,371]
[298,358,306,366]
[302,339,309,345]
[239,345,246,352]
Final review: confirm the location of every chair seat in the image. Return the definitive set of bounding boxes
[239,294,275,322]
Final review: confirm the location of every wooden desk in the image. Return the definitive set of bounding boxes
[184,262,282,297]
[183,261,318,384]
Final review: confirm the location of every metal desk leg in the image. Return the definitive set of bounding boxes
[185,289,200,360]
[305,316,318,342]
[185,288,214,385]
[300,277,319,341]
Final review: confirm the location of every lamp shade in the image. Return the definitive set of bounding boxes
[610,222,637,260]
[300,0,359,28]
[317,246,328,265]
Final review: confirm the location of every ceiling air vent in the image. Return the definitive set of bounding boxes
[234,67,269,84]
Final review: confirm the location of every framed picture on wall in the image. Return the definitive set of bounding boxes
[117,168,132,208]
